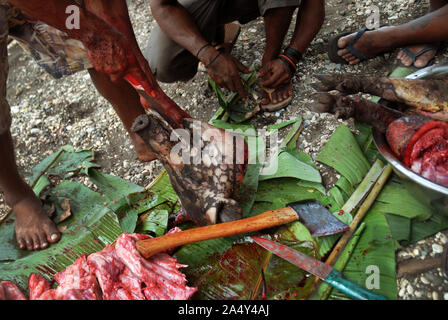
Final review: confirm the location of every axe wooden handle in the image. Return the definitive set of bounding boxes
[136,208,299,259]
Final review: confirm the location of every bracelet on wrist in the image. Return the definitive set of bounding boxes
[205,51,223,69]
[284,47,302,64]
[196,43,212,60]
[278,54,297,75]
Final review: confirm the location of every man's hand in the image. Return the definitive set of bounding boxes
[203,48,251,99]
[258,58,292,88]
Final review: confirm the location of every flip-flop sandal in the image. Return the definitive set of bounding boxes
[328,28,369,65]
[399,45,438,69]
[260,85,293,112]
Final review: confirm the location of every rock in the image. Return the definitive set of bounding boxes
[425,273,443,287]
[432,244,444,254]
[412,248,420,257]
[420,276,430,285]
[444,293,448,300]
[415,291,423,298]
[438,233,447,244]
[406,284,414,295]
[432,291,439,300]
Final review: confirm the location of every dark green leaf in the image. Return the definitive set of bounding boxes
[87,168,144,201]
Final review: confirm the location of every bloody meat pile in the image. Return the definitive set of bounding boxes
[0,232,197,300]
[312,74,448,187]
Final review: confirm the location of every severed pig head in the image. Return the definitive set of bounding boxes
[131,112,248,226]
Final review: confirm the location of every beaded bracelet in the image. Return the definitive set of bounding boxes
[284,47,302,64]
[278,54,297,74]
[278,47,303,75]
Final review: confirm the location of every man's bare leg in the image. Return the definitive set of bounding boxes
[88,69,156,162]
[0,131,60,251]
[260,6,295,106]
[337,1,448,65]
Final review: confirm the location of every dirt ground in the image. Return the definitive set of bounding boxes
[1,0,447,300]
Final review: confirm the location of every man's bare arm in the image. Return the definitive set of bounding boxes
[289,0,325,54]
[149,0,210,62]
[150,0,251,98]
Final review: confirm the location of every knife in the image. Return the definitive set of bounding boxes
[251,236,388,300]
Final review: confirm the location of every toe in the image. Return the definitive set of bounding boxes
[272,91,279,104]
[38,232,49,249]
[401,56,412,67]
[17,237,26,250]
[337,35,351,50]
[47,231,61,243]
[25,237,34,251]
[42,220,61,243]
[32,235,41,250]
[338,48,349,57]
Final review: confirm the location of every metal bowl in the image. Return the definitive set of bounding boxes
[372,64,448,214]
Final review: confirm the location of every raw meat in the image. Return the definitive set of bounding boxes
[87,244,145,300]
[28,255,102,300]
[4,233,196,300]
[387,118,448,187]
[0,281,27,300]
[28,273,52,300]
[115,233,197,300]
[53,254,102,300]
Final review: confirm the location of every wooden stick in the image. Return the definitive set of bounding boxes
[324,164,393,267]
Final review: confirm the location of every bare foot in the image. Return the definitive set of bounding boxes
[130,133,157,162]
[397,44,437,68]
[11,195,61,251]
[337,27,393,65]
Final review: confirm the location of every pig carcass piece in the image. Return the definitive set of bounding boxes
[131,112,248,226]
[25,233,196,300]
[0,281,27,300]
[87,233,196,300]
[312,74,448,121]
[125,73,248,225]
[312,93,448,187]
[28,255,102,300]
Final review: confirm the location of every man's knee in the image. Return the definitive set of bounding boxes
[145,48,198,83]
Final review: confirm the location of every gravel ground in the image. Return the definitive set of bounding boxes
[1,0,447,300]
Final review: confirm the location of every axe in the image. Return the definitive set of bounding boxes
[136,200,349,259]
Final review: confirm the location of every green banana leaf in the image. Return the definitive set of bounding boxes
[87,168,144,201]
[259,151,322,183]
[317,124,371,186]
[329,209,397,300]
